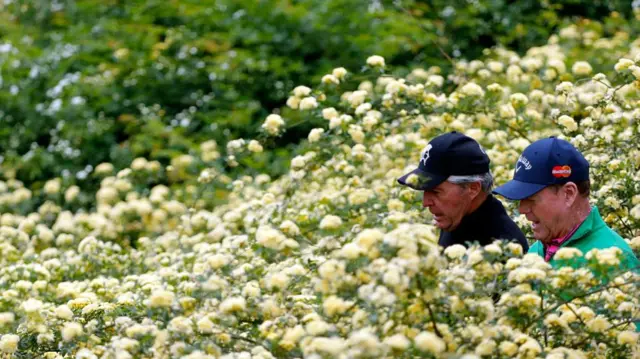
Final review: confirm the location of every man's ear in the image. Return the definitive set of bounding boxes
[467,181,482,199]
[563,182,579,205]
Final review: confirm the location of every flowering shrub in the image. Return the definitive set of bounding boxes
[1,22,640,358]
[1,1,638,211]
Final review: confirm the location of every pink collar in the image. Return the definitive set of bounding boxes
[544,223,580,262]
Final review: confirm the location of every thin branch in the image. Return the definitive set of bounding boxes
[415,277,444,338]
[569,318,636,349]
[392,1,456,69]
[614,211,634,238]
[540,288,548,348]
[286,118,312,129]
[211,330,261,346]
[562,301,587,328]
[503,121,532,143]
[425,301,444,338]
[455,107,532,143]
[491,116,532,143]
[608,318,640,331]
[574,77,613,89]
[524,274,640,331]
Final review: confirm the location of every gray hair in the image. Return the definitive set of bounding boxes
[447,172,494,193]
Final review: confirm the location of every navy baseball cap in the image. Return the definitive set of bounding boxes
[397,131,490,191]
[493,137,589,200]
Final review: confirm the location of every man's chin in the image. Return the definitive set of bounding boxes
[531,229,549,243]
[434,220,453,232]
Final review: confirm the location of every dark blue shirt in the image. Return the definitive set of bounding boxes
[438,195,529,251]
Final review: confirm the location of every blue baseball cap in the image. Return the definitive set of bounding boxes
[397,131,490,191]
[493,137,589,200]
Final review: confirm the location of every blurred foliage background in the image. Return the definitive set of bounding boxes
[0,0,638,211]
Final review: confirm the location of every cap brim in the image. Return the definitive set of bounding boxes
[397,168,447,191]
[493,180,547,200]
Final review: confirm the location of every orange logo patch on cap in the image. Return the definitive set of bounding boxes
[552,165,572,178]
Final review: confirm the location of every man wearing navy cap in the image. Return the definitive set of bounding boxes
[398,131,528,251]
[493,137,639,269]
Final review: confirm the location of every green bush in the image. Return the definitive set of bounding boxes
[0,0,637,213]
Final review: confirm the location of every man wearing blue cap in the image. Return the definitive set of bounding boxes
[398,131,528,251]
[493,137,640,269]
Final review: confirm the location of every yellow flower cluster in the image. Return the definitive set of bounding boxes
[0,22,640,359]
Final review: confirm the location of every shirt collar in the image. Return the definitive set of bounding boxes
[545,228,578,259]
[549,221,581,246]
[562,206,600,246]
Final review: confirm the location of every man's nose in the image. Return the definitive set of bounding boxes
[518,201,529,214]
[423,192,434,208]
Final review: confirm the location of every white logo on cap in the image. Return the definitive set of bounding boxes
[421,144,433,166]
[517,155,532,171]
[478,143,486,155]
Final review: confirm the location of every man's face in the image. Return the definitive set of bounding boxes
[422,181,473,231]
[517,185,570,243]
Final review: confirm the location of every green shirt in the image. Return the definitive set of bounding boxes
[529,206,640,331]
[529,206,640,272]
